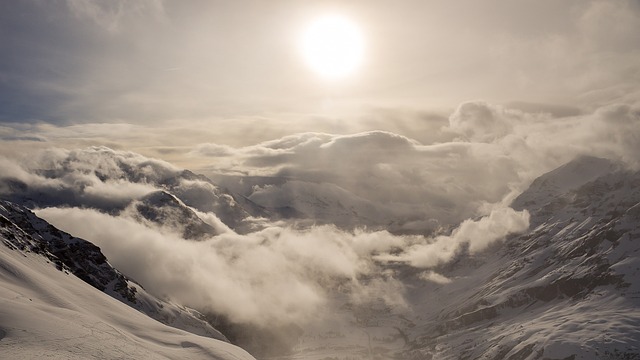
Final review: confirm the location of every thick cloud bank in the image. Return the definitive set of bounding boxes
[36,206,410,326]
[35,203,525,326]
[196,102,640,232]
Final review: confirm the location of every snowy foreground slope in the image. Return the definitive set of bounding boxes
[0,201,255,360]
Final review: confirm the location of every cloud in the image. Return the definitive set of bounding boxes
[0,135,47,142]
[198,129,524,231]
[590,104,640,167]
[419,271,452,285]
[0,146,421,329]
[2,1,638,126]
[35,206,409,326]
[2,100,639,232]
[503,102,583,118]
[377,207,530,268]
[176,101,640,234]
[448,101,517,142]
[0,141,533,328]
[65,0,165,33]
[32,190,525,329]
[0,147,176,210]
[191,143,237,157]
[1,98,639,330]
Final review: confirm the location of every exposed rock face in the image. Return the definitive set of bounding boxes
[130,190,219,240]
[0,200,137,302]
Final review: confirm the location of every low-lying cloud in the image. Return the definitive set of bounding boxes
[1,99,639,329]
[0,144,535,328]
[0,147,173,210]
[376,207,530,268]
[35,201,526,327]
[35,206,412,326]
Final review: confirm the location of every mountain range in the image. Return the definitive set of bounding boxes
[1,150,639,359]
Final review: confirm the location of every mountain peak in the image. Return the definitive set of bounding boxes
[512,155,621,212]
[130,190,220,240]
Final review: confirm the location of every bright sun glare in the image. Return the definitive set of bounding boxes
[300,15,364,80]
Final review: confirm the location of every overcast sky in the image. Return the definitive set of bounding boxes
[0,0,639,171]
[2,0,639,123]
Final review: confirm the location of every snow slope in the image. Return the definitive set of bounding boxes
[0,244,254,360]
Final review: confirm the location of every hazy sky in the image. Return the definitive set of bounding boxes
[2,0,639,123]
[1,0,639,170]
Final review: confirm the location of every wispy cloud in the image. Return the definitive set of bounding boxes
[65,0,166,33]
[376,207,530,268]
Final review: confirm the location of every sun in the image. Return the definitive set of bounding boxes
[300,15,365,80]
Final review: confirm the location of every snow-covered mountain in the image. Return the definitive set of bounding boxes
[2,148,640,359]
[511,155,622,219]
[0,199,255,359]
[270,156,640,359]
[127,190,220,240]
[397,158,640,359]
